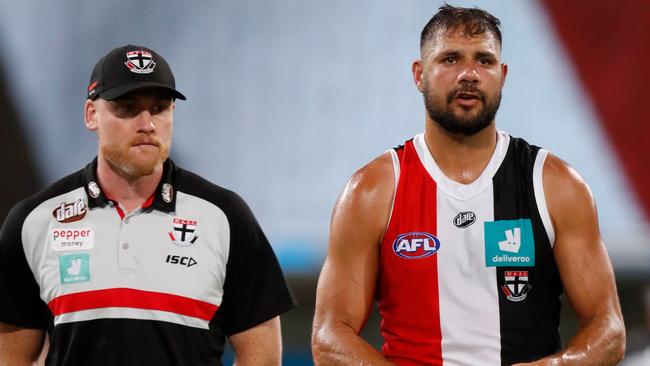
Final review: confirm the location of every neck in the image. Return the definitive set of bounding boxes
[423,117,498,184]
[96,155,163,213]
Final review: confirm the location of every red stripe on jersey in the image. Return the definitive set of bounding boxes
[378,141,443,365]
[141,195,155,208]
[48,288,219,321]
[114,205,125,219]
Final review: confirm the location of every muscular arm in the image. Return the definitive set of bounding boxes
[229,316,282,366]
[312,153,396,366]
[515,154,625,365]
[0,322,45,366]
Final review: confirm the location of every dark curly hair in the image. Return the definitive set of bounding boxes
[420,4,502,51]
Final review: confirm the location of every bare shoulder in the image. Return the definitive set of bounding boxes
[343,151,394,196]
[333,151,395,241]
[542,153,596,227]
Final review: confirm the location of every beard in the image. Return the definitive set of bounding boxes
[423,82,501,136]
[100,137,169,178]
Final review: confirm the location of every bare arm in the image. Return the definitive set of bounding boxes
[312,153,396,366]
[229,316,282,366]
[0,322,45,366]
[515,154,625,365]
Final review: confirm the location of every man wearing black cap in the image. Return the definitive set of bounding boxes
[0,45,295,365]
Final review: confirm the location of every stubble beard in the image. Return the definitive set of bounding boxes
[423,82,502,136]
[100,139,169,178]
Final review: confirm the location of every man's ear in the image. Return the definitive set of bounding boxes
[84,99,98,131]
[500,63,508,89]
[412,59,425,93]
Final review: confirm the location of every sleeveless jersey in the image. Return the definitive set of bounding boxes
[378,131,563,366]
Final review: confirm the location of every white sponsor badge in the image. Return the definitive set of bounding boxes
[51,228,95,252]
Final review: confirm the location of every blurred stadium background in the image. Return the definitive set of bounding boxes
[0,0,648,364]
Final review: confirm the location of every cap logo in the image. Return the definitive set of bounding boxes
[124,50,156,74]
[87,81,98,96]
[162,183,173,203]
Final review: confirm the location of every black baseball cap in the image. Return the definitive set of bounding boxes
[87,44,186,101]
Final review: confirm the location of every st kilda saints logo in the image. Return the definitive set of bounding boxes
[501,270,532,302]
[52,199,87,223]
[124,50,156,74]
[168,218,199,247]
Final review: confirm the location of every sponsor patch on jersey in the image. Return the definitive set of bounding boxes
[501,270,532,302]
[88,181,101,198]
[168,218,199,247]
[52,199,87,223]
[484,219,535,267]
[125,50,156,74]
[165,254,198,268]
[392,232,440,259]
[52,228,95,252]
[453,211,476,228]
[59,253,90,284]
[161,183,173,203]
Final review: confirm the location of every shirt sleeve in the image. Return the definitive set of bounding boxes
[218,195,296,336]
[0,201,50,329]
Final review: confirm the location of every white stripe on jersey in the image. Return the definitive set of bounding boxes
[533,149,555,247]
[55,307,210,329]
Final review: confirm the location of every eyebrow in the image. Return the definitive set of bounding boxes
[439,50,461,58]
[474,51,496,59]
[436,50,497,59]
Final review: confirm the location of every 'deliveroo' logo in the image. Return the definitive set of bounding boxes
[484,219,535,267]
[392,232,440,259]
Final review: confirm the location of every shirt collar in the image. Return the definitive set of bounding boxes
[82,157,177,213]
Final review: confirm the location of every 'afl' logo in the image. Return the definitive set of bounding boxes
[392,232,441,259]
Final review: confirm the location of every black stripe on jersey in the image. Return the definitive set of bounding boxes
[46,318,223,366]
[492,137,563,365]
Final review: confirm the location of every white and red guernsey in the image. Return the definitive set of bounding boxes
[378,131,562,365]
[0,158,295,366]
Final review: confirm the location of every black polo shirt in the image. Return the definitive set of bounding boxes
[0,158,295,365]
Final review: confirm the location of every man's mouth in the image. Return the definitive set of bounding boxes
[132,140,159,147]
[456,92,479,100]
[454,92,481,107]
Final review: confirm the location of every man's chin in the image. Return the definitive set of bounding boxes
[121,161,161,177]
[108,155,164,178]
[101,143,168,178]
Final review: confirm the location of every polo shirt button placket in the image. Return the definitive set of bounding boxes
[119,212,136,271]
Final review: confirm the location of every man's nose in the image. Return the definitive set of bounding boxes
[457,62,480,84]
[135,110,156,133]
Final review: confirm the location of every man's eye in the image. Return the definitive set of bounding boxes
[118,107,133,116]
[152,104,168,114]
[444,57,456,64]
[478,58,492,65]
[118,104,134,113]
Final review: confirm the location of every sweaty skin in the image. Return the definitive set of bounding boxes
[312,28,624,365]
